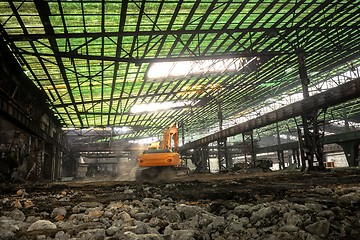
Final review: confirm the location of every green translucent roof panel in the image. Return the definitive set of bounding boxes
[0,0,359,142]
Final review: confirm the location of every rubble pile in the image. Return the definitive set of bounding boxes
[0,170,360,240]
[0,180,360,240]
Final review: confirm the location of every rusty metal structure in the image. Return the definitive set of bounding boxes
[0,1,360,179]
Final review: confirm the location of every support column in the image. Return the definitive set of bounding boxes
[217,98,223,131]
[337,141,360,167]
[180,151,188,167]
[54,147,62,179]
[242,131,256,167]
[292,148,301,168]
[217,138,232,171]
[43,142,54,179]
[180,123,188,167]
[180,149,189,167]
[191,146,210,173]
[277,150,285,169]
[216,98,232,171]
[276,122,285,169]
[297,50,325,171]
[36,139,45,180]
[180,122,185,146]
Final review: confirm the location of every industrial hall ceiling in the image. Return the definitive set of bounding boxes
[0,0,360,147]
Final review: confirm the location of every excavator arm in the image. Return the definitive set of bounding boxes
[160,123,178,152]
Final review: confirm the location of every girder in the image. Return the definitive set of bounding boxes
[0,1,359,146]
[181,77,360,150]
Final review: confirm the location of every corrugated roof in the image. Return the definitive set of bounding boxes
[1,0,359,144]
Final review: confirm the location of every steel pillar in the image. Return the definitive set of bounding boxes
[217,99,223,131]
[43,142,54,179]
[216,99,232,171]
[292,148,301,168]
[36,139,45,180]
[25,136,42,180]
[54,147,62,179]
[180,149,189,167]
[242,131,256,167]
[297,109,326,171]
[337,141,360,167]
[191,146,210,173]
[277,150,285,169]
[275,122,285,169]
[297,50,325,171]
[217,138,232,170]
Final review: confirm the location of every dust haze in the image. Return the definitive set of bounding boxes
[113,142,144,182]
[76,141,146,182]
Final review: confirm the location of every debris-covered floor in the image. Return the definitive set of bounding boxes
[1,169,360,240]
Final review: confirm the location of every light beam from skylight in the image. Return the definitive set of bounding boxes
[130,100,196,114]
[146,57,256,80]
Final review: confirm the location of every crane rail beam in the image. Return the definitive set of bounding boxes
[181,77,360,150]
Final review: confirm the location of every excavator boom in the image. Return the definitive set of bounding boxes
[160,124,178,152]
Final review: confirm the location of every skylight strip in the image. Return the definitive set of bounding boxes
[130,100,197,114]
[146,57,256,80]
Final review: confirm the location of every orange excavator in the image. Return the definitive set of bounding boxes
[136,123,188,181]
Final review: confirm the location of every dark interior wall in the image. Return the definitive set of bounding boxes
[0,118,28,180]
[0,36,73,181]
[0,40,50,122]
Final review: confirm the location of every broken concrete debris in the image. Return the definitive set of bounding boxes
[0,174,359,239]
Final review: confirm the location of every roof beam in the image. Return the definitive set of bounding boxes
[13,41,360,64]
[80,0,92,127]
[109,0,128,126]
[256,130,360,154]
[115,0,144,126]
[5,1,70,125]
[123,0,164,127]
[7,48,349,64]
[57,0,87,125]
[9,26,358,41]
[34,0,84,127]
[202,0,249,55]
[167,0,201,57]
[179,1,227,57]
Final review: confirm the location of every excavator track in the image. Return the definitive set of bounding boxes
[135,166,176,182]
[135,166,190,183]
